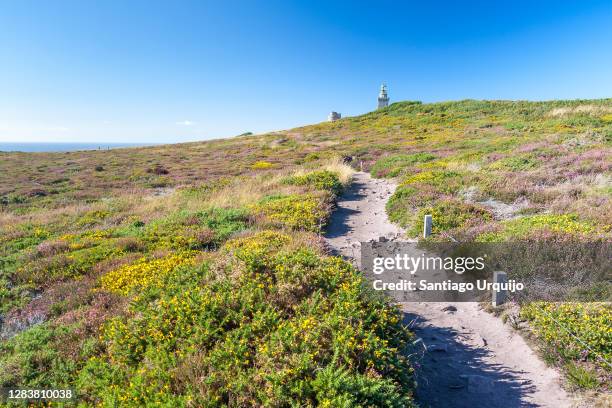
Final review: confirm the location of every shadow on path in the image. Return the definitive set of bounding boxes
[403,311,539,408]
[324,178,367,240]
[323,172,568,408]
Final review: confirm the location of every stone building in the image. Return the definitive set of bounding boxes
[328,111,341,122]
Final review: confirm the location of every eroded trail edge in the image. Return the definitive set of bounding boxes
[324,172,573,408]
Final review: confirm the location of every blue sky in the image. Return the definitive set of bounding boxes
[1,0,611,143]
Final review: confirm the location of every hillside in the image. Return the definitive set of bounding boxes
[1,99,611,405]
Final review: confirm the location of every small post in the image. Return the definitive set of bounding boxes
[492,271,507,306]
[423,214,432,238]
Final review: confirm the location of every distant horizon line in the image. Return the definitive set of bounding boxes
[0,141,161,145]
[0,141,165,153]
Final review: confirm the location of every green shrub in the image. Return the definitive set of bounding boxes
[142,208,249,250]
[489,155,540,171]
[312,365,412,407]
[196,208,251,243]
[303,152,321,162]
[478,214,599,241]
[78,232,416,406]
[400,170,463,193]
[371,153,436,178]
[0,324,86,389]
[100,252,196,295]
[18,242,124,283]
[564,362,600,390]
[221,230,291,272]
[147,176,172,188]
[520,302,611,381]
[409,199,492,237]
[386,185,441,228]
[252,194,329,232]
[0,194,27,205]
[284,170,343,195]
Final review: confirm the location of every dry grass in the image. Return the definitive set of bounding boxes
[321,156,355,185]
[548,105,612,117]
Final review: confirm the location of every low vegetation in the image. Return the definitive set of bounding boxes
[367,100,611,394]
[370,153,436,178]
[1,98,611,403]
[251,193,331,233]
[78,232,414,406]
[520,302,611,390]
[0,158,417,406]
[283,169,345,196]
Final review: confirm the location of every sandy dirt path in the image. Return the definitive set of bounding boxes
[325,172,405,265]
[324,172,574,408]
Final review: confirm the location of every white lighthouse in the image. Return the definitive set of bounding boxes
[377,83,389,109]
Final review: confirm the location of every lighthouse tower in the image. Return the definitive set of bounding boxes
[377,83,389,109]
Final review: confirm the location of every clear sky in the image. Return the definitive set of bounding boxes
[1,0,611,143]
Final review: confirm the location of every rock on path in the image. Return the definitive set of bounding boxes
[324,172,574,408]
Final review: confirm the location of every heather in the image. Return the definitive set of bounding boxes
[366,100,611,391]
[0,158,416,406]
[1,99,611,403]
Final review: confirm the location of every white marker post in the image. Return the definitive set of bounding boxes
[492,271,507,306]
[423,214,432,238]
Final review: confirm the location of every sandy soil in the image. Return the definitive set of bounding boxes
[325,172,406,266]
[324,172,575,408]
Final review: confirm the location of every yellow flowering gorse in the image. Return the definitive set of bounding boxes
[100,252,195,295]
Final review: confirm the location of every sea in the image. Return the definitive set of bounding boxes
[0,142,157,153]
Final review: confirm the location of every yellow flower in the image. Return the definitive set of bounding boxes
[100,252,196,295]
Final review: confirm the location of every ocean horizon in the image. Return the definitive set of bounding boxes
[0,142,158,153]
